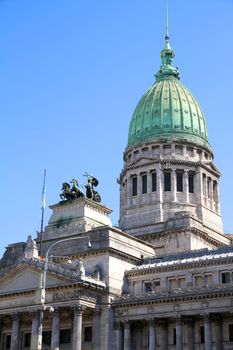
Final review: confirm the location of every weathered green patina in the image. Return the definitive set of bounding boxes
[127,30,211,151]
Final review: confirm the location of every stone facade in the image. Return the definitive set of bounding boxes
[1,10,233,350]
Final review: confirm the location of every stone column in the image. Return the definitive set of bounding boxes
[184,170,189,203]
[93,310,101,350]
[171,169,177,202]
[214,315,222,350]
[0,317,2,350]
[176,316,183,350]
[156,164,163,221]
[72,306,84,350]
[30,310,43,350]
[148,319,156,350]
[158,320,167,350]
[204,314,212,350]
[51,309,60,350]
[10,314,20,350]
[196,170,203,206]
[123,320,130,350]
[114,321,123,350]
[209,179,214,210]
[216,183,221,214]
[186,318,194,350]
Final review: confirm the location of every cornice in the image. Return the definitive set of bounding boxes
[127,255,233,276]
[113,285,233,308]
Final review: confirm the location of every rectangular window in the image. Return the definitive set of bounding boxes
[177,172,183,192]
[229,324,233,341]
[132,177,137,196]
[178,277,185,288]
[24,333,31,347]
[164,172,171,191]
[5,335,11,350]
[42,331,52,346]
[60,329,71,344]
[194,275,203,287]
[151,172,157,192]
[200,326,205,343]
[168,278,176,290]
[189,173,194,193]
[144,281,152,293]
[173,328,176,345]
[84,327,92,342]
[221,272,231,284]
[153,280,161,291]
[204,274,213,286]
[142,174,147,194]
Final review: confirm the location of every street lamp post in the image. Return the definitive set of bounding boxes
[34,235,91,350]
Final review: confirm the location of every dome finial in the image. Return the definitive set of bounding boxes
[155,0,180,81]
[165,0,171,50]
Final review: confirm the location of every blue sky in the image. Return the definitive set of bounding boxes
[1,0,233,256]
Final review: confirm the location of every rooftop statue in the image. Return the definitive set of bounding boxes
[60,174,101,203]
[60,179,84,201]
[84,173,101,203]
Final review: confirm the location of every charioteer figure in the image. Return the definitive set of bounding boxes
[84,173,101,203]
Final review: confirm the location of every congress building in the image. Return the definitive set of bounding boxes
[0,10,233,350]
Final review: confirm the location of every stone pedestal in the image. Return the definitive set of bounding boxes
[42,198,112,242]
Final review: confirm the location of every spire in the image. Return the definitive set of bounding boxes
[164,0,171,50]
[155,0,180,82]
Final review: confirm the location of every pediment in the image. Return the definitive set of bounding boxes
[0,264,71,294]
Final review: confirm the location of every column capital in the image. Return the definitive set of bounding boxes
[148,318,156,327]
[73,305,86,315]
[53,307,61,316]
[10,313,20,321]
[176,314,183,324]
[113,321,122,331]
[94,309,101,317]
[185,316,194,327]
[203,313,210,321]
[212,313,222,324]
[122,319,130,329]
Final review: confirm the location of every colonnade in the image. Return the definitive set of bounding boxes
[4,305,100,350]
[115,314,222,350]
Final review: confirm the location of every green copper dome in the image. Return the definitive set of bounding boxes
[127,34,210,151]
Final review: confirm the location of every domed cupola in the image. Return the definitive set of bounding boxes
[119,8,224,251]
[127,27,210,152]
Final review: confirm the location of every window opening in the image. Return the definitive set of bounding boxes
[200,326,205,343]
[173,328,176,345]
[60,329,71,344]
[5,335,11,350]
[221,272,231,284]
[177,172,183,192]
[24,333,31,347]
[144,282,152,293]
[151,172,157,192]
[132,177,137,196]
[189,173,194,193]
[229,324,233,341]
[164,172,171,191]
[84,327,92,342]
[142,174,147,194]
[42,331,51,346]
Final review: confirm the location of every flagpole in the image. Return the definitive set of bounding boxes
[40,169,46,256]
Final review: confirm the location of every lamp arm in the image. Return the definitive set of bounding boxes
[41,235,91,292]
